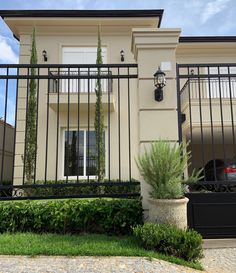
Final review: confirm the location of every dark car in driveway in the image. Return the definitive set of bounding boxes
[189,156,236,192]
[203,157,236,182]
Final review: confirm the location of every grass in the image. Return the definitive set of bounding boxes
[0,233,203,270]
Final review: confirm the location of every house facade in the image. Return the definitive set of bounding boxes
[0,10,236,221]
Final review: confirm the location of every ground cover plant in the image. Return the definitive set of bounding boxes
[0,233,203,270]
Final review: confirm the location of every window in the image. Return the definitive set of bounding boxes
[63,129,105,178]
[61,47,108,93]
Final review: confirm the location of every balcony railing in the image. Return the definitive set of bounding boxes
[49,69,113,93]
[181,78,236,103]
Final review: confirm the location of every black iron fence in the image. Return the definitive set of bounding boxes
[0,63,140,200]
[177,63,236,186]
[177,63,236,238]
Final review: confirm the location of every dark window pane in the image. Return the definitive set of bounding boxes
[86,131,97,176]
[64,130,84,176]
[86,131,105,176]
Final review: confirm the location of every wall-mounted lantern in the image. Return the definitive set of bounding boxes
[120,50,125,62]
[42,50,48,62]
[154,67,166,101]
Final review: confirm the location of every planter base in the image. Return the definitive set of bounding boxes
[148,197,189,229]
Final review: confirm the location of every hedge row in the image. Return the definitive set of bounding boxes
[133,223,203,262]
[0,199,143,235]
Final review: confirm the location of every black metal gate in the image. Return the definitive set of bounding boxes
[176,63,236,238]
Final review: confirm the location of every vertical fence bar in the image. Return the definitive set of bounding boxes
[97,67,101,182]
[227,66,236,159]
[108,67,111,181]
[77,67,81,183]
[11,68,19,184]
[117,67,121,182]
[22,68,30,185]
[33,67,40,184]
[87,68,90,182]
[187,67,194,158]
[217,66,226,179]
[66,68,71,183]
[197,67,206,179]
[207,66,217,180]
[55,68,60,182]
[44,68,50,183]
[0,68,9,184]
[127,67,131,181]
[176,64,182,144]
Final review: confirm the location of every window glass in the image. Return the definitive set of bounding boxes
[64,130,105,177]
[64,131,84,176]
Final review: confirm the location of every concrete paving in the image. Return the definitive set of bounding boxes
[203,238,236,249]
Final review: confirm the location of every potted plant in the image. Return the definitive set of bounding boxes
[136,140,200,229]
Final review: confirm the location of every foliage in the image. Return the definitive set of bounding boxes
[0,199,143,235]
[136,141,201,199]
[94,25,105,181]
[133,223,203,262]
[24,28,38,183]
[23,179,140,197]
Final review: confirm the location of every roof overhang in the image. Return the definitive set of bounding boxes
[177,36,236,55]
[0,10,164,40]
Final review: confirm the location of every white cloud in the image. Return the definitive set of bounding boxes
[201,0,230,24]
[0,36,18,64]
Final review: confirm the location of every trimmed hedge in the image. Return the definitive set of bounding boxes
[133,223,203,262]
[0,199,143,235]
[23,179,140,197]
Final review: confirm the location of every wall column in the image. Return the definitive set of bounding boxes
[131,28,181,213]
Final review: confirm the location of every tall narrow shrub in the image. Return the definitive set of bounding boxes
[94,25,105,181]
[25,28,37,182]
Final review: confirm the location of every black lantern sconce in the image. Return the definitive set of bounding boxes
[154,67,166,102]
[42,50,48,62]
[120,50,124,62]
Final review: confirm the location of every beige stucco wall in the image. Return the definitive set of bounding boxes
[14,22,142,184]
[132,28,181,210]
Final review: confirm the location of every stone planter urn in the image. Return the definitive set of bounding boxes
[148,197,189,230]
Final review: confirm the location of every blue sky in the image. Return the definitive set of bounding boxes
[0,0,235,124]
[0,0,236,64]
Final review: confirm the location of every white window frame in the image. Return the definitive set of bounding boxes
[61,128,107,180]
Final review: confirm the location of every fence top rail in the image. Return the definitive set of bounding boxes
[177,63,236,68]
[0,63,138,69]
[179,74,236,79]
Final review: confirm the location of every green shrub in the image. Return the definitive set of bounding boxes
[24,179,140,198]
[0,199,143,235]
[133,223,203,262]
[136,141,201,199]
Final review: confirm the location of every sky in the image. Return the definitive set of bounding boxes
[0,0,235,65]
[0,0,235,124]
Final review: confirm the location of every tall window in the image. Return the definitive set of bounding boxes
[61,47,108,93]
[64,130,105,178]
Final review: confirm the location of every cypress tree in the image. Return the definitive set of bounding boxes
[94,25,105,181]
[25,28,37,182]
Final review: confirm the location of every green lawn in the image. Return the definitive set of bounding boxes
[0,233,203,270]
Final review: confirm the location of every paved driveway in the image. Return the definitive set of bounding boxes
[0,248,235,273]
